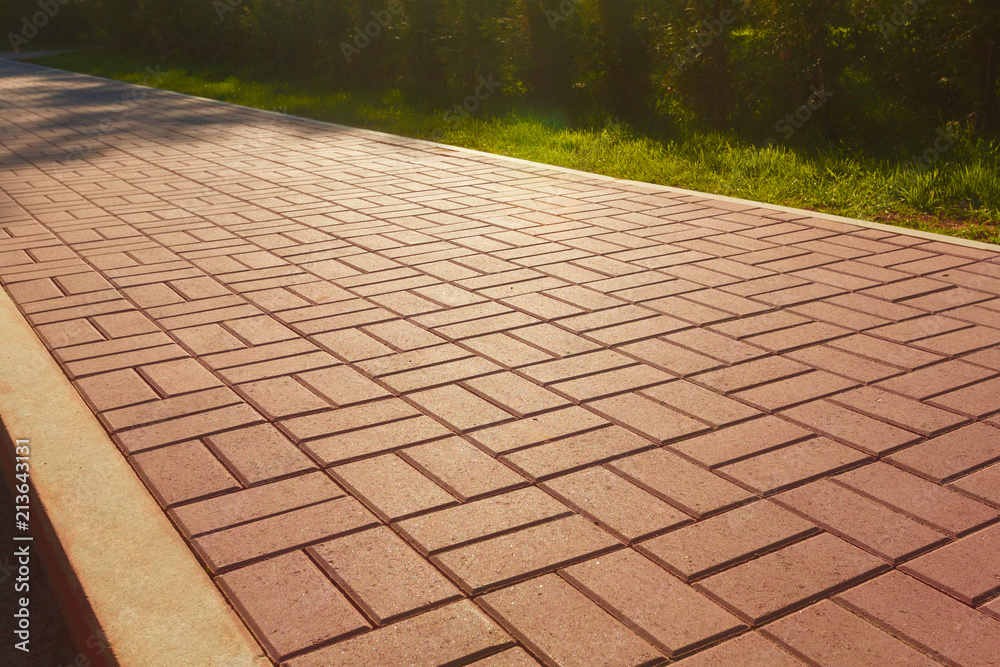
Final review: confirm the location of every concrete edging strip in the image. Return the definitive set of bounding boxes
[0,286,269,667]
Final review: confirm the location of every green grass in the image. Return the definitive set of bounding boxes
[28,50,1000,244]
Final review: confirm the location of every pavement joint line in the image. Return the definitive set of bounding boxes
[0,285,270,667]
[10,58,999,254]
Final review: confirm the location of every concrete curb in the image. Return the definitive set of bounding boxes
[0,286,269,667]
[16,58,996,253]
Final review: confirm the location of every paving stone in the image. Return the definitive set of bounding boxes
[463,372,570,417]
[296,364,390,406]
[542,466,690,542]
[916,324,1000,356]
[696,533,888,623]
[827,334,943,370]
[519,349,636,385]
[710,311,810,340]
[169,471,342,537]
[4,277,62,303]
[669,416,812,468]
[761,600,939,667]
[562,549,744,656]
[779,400,921,455]
[503,425,654,481]
[90,310,160,338]
[774,479,946,563]
[132,439,241,507]
[829,386,969,437]
[466,648,541,666]
[641,380,763,427]
[463,332,556,367]
[286,600,514,667]
[172,322,247,355]
[693,357,811,394]
[222,315,297,345]
[901,523,1000,604]
[36,318,105,348]
[732,371,857,411]
[311,327,393,361]
[783,344,901,383]
[836,571,1000,667]
[217,551,369,661]
[332,454,457,522]
[408,384,515,431]
[928,376,1000,418]
[433,515,620,593]
[192,496,378,572]
[638,501,818,581]
[395,487,573,555]
[301,413,453,464]
[74,368,158,412]
[380,355,502,393]
[664,327,769,364]
[609,448,755,519]
[787,299,891,330]
[589,392,711,443]
[363,318,447,351]
[309,526,461,624]
[716,437,869,496]
[950,462,1000,507]
[202,423,316,485]
[745,321,851,353]
[835,462,999,537]
[140,359,222,396]
[888,422,1000,483]
[401,436,526,501]
[235,376,330,419]
[550,363,672,401]
[467,406,609,454]
[617,337,723,376]
[477,574,662,667]
[281,398,420,440]
[99,386,243,433]
[670,632,805,667]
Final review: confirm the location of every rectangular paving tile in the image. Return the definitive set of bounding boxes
[696,533,888,623]
[836,571,1000,667]
[309,526,462,624]
[637,501,818,581]
[562,550,745,656]
[285,600,515,667]
[477,574,662,667]
[433,515,620,593]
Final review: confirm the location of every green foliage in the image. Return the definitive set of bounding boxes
[3,0,997,139]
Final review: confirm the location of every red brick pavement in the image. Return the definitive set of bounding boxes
[2,59,1000,665]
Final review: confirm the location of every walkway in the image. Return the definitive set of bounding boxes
[2,59,1000,666]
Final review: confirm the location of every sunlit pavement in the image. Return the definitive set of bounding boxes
[2,59,1000,666]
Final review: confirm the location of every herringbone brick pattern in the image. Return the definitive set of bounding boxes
[3,59,1000,665]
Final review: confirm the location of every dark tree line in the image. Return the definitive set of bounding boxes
[4,0,998,143]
